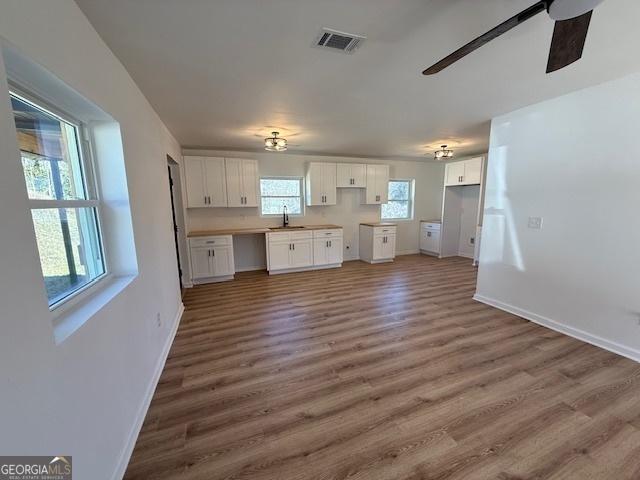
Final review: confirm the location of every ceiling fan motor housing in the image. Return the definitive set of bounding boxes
[547,0,605,20]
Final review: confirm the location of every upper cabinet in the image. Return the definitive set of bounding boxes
[225,158,258,207]
[184,156,227,207]
[444,157,483,186]
[306,162,337,206]
[336,163,366,188]
[364,164,389,204]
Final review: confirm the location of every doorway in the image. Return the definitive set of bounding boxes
[167,155,186,290]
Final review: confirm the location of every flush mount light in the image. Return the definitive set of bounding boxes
[434,145,453,160]
[264,131,287,152]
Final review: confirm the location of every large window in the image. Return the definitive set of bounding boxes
[260,177,304,216]
[381,179,414,220]
[11,91,105,308]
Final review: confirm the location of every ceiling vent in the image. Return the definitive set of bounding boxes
[315,28,366,54]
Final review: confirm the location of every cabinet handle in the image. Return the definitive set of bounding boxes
[326,241,329,247]
[292,243,295,251]
[427,232,432,237]
[329,240,332,247]
[212,249,215,257]
[289,243,292,250]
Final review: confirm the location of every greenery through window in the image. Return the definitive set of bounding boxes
[382,179,413,220]
[260,177,304,216]
[11,91,105,308]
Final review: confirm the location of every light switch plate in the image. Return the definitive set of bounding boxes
[528,217,543,229]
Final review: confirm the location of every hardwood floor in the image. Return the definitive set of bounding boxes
[124,255,640,480]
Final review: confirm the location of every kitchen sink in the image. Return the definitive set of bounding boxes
[269,226,307,230]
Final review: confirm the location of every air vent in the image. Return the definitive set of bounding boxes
[315,28,366,54]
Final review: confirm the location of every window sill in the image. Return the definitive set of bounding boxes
[381,218,414,222]
[52,274,136,345]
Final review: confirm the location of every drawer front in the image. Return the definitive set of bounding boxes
[267,232,291,242]
[421,222,441,231]
[189,235,232,248]
[290,230,313,241]
[374,226,396,236]
[313,229,343,239]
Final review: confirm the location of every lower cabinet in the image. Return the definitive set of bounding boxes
[313,229,343,266]
[267,228,343,274]
[189,235,235,283]
[359,224,397,263]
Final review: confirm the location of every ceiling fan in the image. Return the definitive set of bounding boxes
[423,0,605,75]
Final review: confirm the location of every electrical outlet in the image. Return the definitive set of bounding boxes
[346,244,350,250]
[528,217,543,229]
[470,237,475,245]
[156,313,162,328]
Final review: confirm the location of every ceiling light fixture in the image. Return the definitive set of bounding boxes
[434,145,453,160]
[264,131,287,152]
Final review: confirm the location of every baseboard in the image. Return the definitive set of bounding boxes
[111,302,184,480]
[457,252,474,259]
[235,265,266,273]
[473,294,640,363]
[268,264,342,275]
[396,249,420,256]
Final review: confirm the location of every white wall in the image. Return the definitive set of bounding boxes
[182,149,444,269]
[0,1,183,479]
[476,72,640,361]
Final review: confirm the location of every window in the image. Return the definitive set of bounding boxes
[381,179,414,220]
[11,91,106,308]
[260,177,304,216]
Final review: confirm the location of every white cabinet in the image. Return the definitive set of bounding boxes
[225,158,258,207]
[337,163,366,188]
[359,224,396,263]
[184,156,227,207]
[306,162,337,206]
[420,221,441,256]
[313,229,343,266]
[189,235,235,282]
[444,157,483,186]
[266,230,314,273]
[364,164,389,204]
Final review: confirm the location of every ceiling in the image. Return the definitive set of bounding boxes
[76,0,640,160]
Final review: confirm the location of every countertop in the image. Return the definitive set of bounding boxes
[188,224,343,237]
[421,219,442,224]
[359,222,397,227]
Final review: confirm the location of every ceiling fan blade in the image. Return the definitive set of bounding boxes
[423,1,547,75]
[546,10,592,73]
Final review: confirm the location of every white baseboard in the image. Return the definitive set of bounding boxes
[235,265,266,273]
[457,252,474,259]
[473,294,640,363]
[396,249,420,256]
[111,302,184,480]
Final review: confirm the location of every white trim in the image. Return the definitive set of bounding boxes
[473,294,640,363]
[235,265,267,273]
[268,263,342,275]
[29,199,99,208]
[110,302,184,480]
[396,249,420,256]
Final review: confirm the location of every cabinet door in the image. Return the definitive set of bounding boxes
[203,157,227,207]
[240,159,259,207]
[290,240,313,268]
[365,165,379,204]
[384,234,396,259]
[372,235,386,260]
[376,165,390,204]
[327,237,343,264]
[336,164,352,188]
[313,239,329,266]
[421,228,440,252]
[306,163,324,206]
[190,247,212,279]
[351,164,366,188]
[268,242,291,270]
[322,163,337,205]
[463,158,483,185]
[445,162,465,186]
[184,157,206,208]
[225,158,243,207]
[211,246,234,276]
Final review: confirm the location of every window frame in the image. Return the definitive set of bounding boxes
[10,85,109,311]
[259,176,305,217]
[381,178,415,221]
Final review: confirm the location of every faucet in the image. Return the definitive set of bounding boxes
[282,205,289,228]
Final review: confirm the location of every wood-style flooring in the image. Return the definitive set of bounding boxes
[125,255,640,480]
